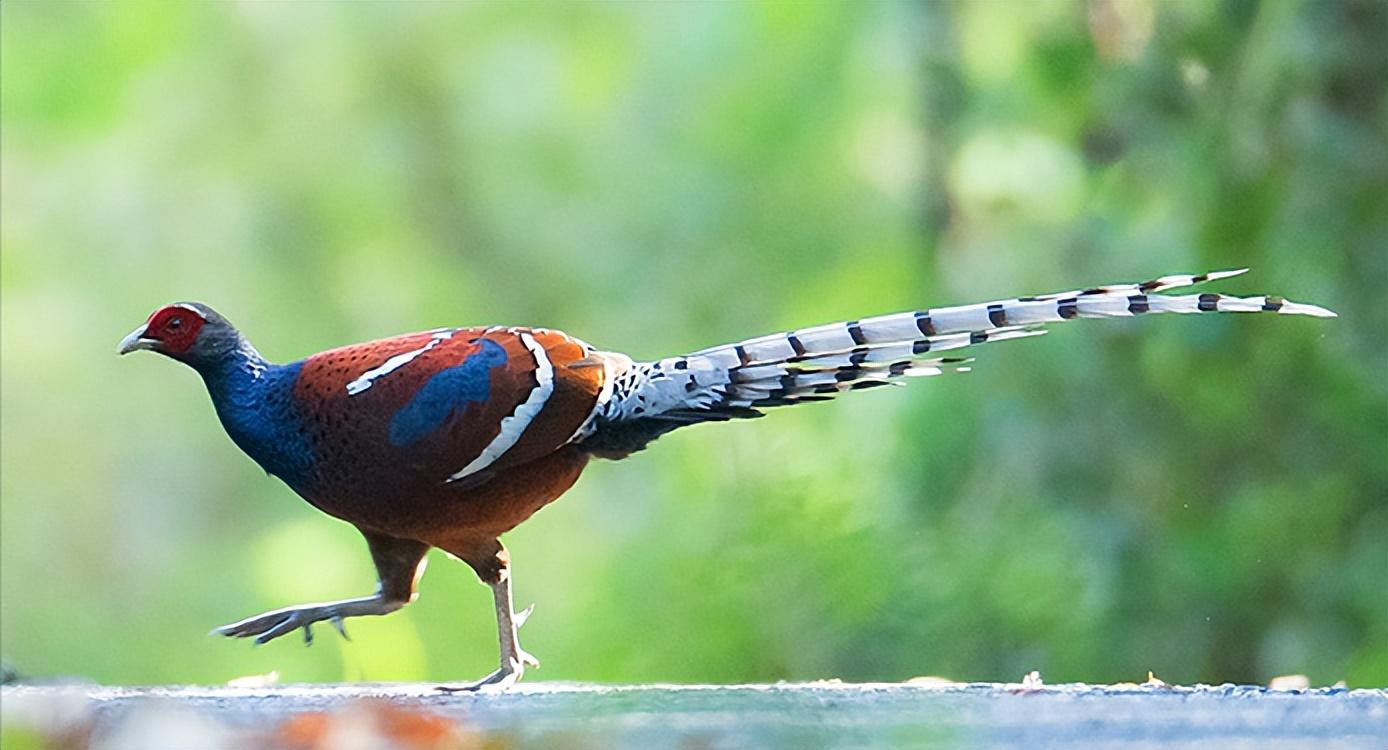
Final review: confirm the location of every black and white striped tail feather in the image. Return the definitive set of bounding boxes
[689,268,1330,371]
[590,269,1334,427]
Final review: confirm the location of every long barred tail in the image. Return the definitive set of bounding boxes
[576,269,1333,455]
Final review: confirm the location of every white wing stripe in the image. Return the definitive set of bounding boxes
[446,332,555,482]
[345,329,455,395]
[571,351,626,442]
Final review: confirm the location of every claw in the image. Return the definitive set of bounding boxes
[303,623,314,646]
[330,615,350,641]
[515,604,535,630]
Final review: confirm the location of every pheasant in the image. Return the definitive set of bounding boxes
[119,269,1332,689]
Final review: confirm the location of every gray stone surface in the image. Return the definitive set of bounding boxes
[3,680,1386,749]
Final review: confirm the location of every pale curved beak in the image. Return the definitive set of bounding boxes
[118,324,156,355]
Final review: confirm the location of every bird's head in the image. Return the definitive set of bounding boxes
[118,303,246,368]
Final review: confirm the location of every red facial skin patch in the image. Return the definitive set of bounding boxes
[144,305,207,356]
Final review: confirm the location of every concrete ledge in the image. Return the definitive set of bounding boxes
[4,681,1386,749]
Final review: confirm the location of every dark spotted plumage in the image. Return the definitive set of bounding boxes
[119,267,1332,690]
[279,328,602,537]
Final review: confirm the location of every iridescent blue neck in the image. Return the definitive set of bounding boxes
[198,339,269,397]
[197,343,316,490]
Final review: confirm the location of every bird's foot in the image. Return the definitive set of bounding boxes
[435,652,537,693]
[435,604,538,693]
[213,604,351,646]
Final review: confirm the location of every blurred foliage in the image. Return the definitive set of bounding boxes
[1,0,1383,689]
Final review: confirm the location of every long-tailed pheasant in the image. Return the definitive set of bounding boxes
[118,269,1333,689]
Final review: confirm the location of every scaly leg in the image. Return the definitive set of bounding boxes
[215,531,429,646]
[439,565,539,691]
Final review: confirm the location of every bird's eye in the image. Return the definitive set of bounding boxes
[168,318,184,330]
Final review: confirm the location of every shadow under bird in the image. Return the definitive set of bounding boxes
[118,269,1333,689]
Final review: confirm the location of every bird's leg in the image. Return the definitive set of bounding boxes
[439,549,539,692]
[214,531,429,646]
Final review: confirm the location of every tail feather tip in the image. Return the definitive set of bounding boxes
[1291,302,1337,318]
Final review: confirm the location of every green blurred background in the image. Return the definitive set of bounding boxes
[2,0,1383,689]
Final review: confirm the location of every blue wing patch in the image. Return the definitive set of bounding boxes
[389,339,508,447]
